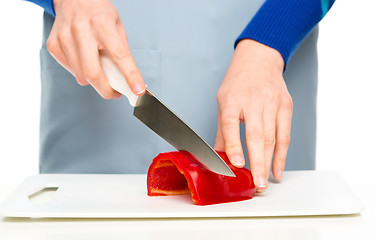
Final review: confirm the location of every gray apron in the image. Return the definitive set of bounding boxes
[39,0,318,173]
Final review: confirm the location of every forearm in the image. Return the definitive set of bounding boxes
[236,0,335,69]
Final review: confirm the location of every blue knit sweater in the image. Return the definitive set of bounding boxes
[25,0,334,66]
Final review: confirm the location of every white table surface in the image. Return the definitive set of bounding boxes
[0,183,374,240]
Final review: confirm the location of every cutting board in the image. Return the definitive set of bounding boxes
[0,171,364,218]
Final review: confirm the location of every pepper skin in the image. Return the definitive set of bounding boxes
[147,151,256,205]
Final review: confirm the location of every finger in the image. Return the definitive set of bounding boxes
[58,31,89,86]
[220,106,245,168]
[272,99,293,180]
[47,26,72,73]
[98,21,146,96]
[116,20,146,95]
[46,36,71,73]
[73,29,121,99]
[214,113,225,152]
[244,104,267,192]
[263,103,277,180]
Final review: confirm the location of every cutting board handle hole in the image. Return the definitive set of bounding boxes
[28,186,59,204]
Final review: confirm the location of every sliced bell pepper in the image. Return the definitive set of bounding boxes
[147,151,256,205]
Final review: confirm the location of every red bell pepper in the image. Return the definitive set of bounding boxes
[147,151,256,205]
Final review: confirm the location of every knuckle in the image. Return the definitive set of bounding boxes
[110,47,132,62]
[57,29,71,42]
[100,89,116,99]
[277,135,291,145]
[264,134,276,146]
[71,21,87,35]
[248,89,261,101]
[282,95,294,111]
[216,88,226,102]
[46,37,58,52]
[217,95,233,107]
[224,143,242,153]
[91,14,111,27]
[221,117,238,129]
[83,69,101,83]
[247,89,264,105]
[76,77,88,86]
[261,88,275,98]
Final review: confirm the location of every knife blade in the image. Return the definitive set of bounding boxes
[100,51,235,177]
[134,90,235,177]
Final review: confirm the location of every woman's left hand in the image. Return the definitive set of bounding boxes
[215,39,293,193]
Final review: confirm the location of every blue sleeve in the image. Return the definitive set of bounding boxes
[25,0,55,17]
[235,0,335,68]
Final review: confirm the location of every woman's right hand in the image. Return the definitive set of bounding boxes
[48,0,146,99]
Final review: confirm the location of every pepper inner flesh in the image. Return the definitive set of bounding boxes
[148,160,191,196]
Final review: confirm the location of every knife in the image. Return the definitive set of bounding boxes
[100,51,235,177]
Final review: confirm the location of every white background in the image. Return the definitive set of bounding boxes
[0,1,374,185]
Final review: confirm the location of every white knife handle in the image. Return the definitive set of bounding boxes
[100,50,138,107]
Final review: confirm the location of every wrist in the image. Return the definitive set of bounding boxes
[235,39,285,73]
[53,0,65,12]
[53,0,75,12]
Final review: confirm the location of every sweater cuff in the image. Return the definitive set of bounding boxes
[235,0,332,68]
[25,0,55,17]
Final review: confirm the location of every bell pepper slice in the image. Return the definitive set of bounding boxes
[147,151,256,205]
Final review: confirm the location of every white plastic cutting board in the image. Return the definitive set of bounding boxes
[0,171,364,218]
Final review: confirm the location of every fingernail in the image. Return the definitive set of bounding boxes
[133,83,145,95]
[257,176,267,189]
[277,170,283,179]
[256,188,266,193]
[255,176,269,193]
[231,155,244,167]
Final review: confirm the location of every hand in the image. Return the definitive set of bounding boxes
[215,39,293,193]
[47,0,146,99]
